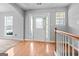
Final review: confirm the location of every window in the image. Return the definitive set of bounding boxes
[56,12,65,26]
[4,16,13,36]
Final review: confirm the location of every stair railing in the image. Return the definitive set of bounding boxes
[54,28,79,56]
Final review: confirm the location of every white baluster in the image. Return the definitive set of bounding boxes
[68,37,70,56]
[72,39,74,56]
[64,36,67,56]
[78,41,79,56]
[78,51,79,56]
[62,35,65,56]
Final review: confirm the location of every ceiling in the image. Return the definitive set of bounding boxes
[0,3,70,12]
[16,3,70,10]
[0,3,14,12]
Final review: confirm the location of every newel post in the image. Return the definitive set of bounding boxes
[55,27,57,51]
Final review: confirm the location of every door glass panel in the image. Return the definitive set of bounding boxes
[46,17,49,39]
[36,18,43,29]
[30,16,33,38]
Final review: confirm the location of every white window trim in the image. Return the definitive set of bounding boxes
[4,16,13,36]
[56,11,65,26]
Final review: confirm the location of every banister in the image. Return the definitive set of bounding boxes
[54,28,79,56]
[54,28,79,40]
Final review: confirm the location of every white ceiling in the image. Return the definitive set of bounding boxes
[0,3,70,12]
[16,3,70,10]
[0,3,14,12]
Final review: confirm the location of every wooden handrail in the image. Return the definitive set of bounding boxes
[55,28,79,40]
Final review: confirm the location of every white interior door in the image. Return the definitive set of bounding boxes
[30,13,50,41]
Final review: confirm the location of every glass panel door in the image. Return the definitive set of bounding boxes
[30,14,50,41]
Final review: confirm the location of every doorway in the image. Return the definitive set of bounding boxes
[30,13,50,41]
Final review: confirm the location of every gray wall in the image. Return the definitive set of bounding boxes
[25,8,68,41]
[68,4,79,47]
[68,4,79,34]
[0,12,24,40]
[0,3,24,40]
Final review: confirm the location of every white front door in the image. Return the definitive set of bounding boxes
[30,13,50,41]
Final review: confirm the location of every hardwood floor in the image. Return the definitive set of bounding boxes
[5,41,55,56]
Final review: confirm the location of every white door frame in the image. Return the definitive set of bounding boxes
[29,13,50,41]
